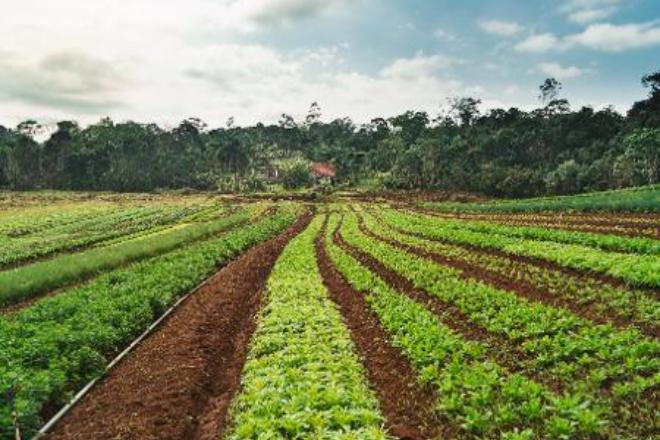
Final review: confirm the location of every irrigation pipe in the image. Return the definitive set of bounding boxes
[31,274,215,440]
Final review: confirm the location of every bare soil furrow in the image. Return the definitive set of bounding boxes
[384,211,660,299]
[358,218,659,338]
[316,222,451,440]
[46,211,312,440]
[332,223,564,394]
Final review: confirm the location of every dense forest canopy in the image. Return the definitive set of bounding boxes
[1,72,658,197]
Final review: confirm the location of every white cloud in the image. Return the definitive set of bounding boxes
[566,22,660,51]
[380,52,464,79]
[0,0,646,126]
[515,21,660,53]
[515,33,561,52]
[567,8,615,24]
[478,20,523,36]
[537,62,588,79]
[560,0,621,24]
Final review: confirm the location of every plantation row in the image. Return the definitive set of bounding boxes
[400,209,660,255]
[380,208,660,288]
[1,198,657,439]
[0,204,299,438]
[418,211,660,240]
[0,202,223,269]
[220,207,657,439]
[361,209,658,333]
[424,184,660,213]
[0,206,254,308]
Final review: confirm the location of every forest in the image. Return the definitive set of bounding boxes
[0,71,658,198]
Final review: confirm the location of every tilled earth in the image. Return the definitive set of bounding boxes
[47,212,312,440]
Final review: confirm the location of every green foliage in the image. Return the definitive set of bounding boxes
[381,208,660,287]
[226,215,386,439]
[614,128,660,186]
[363,209,658,329]
[0,71,658,196]
[280,158,313,190]
[325,213,606,439]
[338,209,658,438]
[0,207,251,307]
[405,210,660,255]
[0,207,298,438]
[0,204,210,268]
[426,184,660,213]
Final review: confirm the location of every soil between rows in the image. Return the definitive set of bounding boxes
[408,207,660,240]
[315,221,452,440]
[383,209,660,298]
[46,210,312,440]
[332,221,563,394]
[411,207,660,229]
[358,218,659,338]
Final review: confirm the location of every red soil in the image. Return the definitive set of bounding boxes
[358,219,659,338]
[332,221,563,394]
[315,222,453,439]
[46,211,312,440]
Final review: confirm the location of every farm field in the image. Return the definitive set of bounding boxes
[424,184,660,214]
[0,191,658,440]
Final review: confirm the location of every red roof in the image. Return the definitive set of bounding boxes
[311,162,335,178]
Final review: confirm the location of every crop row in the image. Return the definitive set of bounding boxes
[362,208,659,332]
[91,204,225,248]
[401,209,660,255]
[337,210,659,438]
[424,210,660,225]
[0,202,119,236]
[0,205,299,439]
[381,208,660,288]
[324,213,608,439]
[225,215,387,439]
[0,204,212,268]
[0,207,254,309]
[422,184,660,213]
[422,215,659,240]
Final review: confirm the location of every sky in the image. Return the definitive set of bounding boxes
[0,0,659,130]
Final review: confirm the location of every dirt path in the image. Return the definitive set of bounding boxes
[46,211,312,440]
[315,223,452,440]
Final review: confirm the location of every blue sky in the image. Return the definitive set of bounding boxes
[0,0,659,129]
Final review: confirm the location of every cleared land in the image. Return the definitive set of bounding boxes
[0,191,657,440]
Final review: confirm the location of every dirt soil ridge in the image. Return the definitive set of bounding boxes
[46,210,312,440]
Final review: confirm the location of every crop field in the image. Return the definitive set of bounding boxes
[0,192,658,440]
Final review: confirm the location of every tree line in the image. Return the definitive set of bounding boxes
[1,71,658,197]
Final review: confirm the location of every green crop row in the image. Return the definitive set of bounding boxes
[324,213,607,439]
[92,204,226,248]
[424,184,660,213]
[0,204,209,268]
[225,215,387,439]
[429,214,659,240]
[0,205,299,439]
[405,209,660,255]
[337,211,659,437]
[0,202,118,236]
[380,208,660,288]
[0,207,253,309]
[362,208,659,330]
